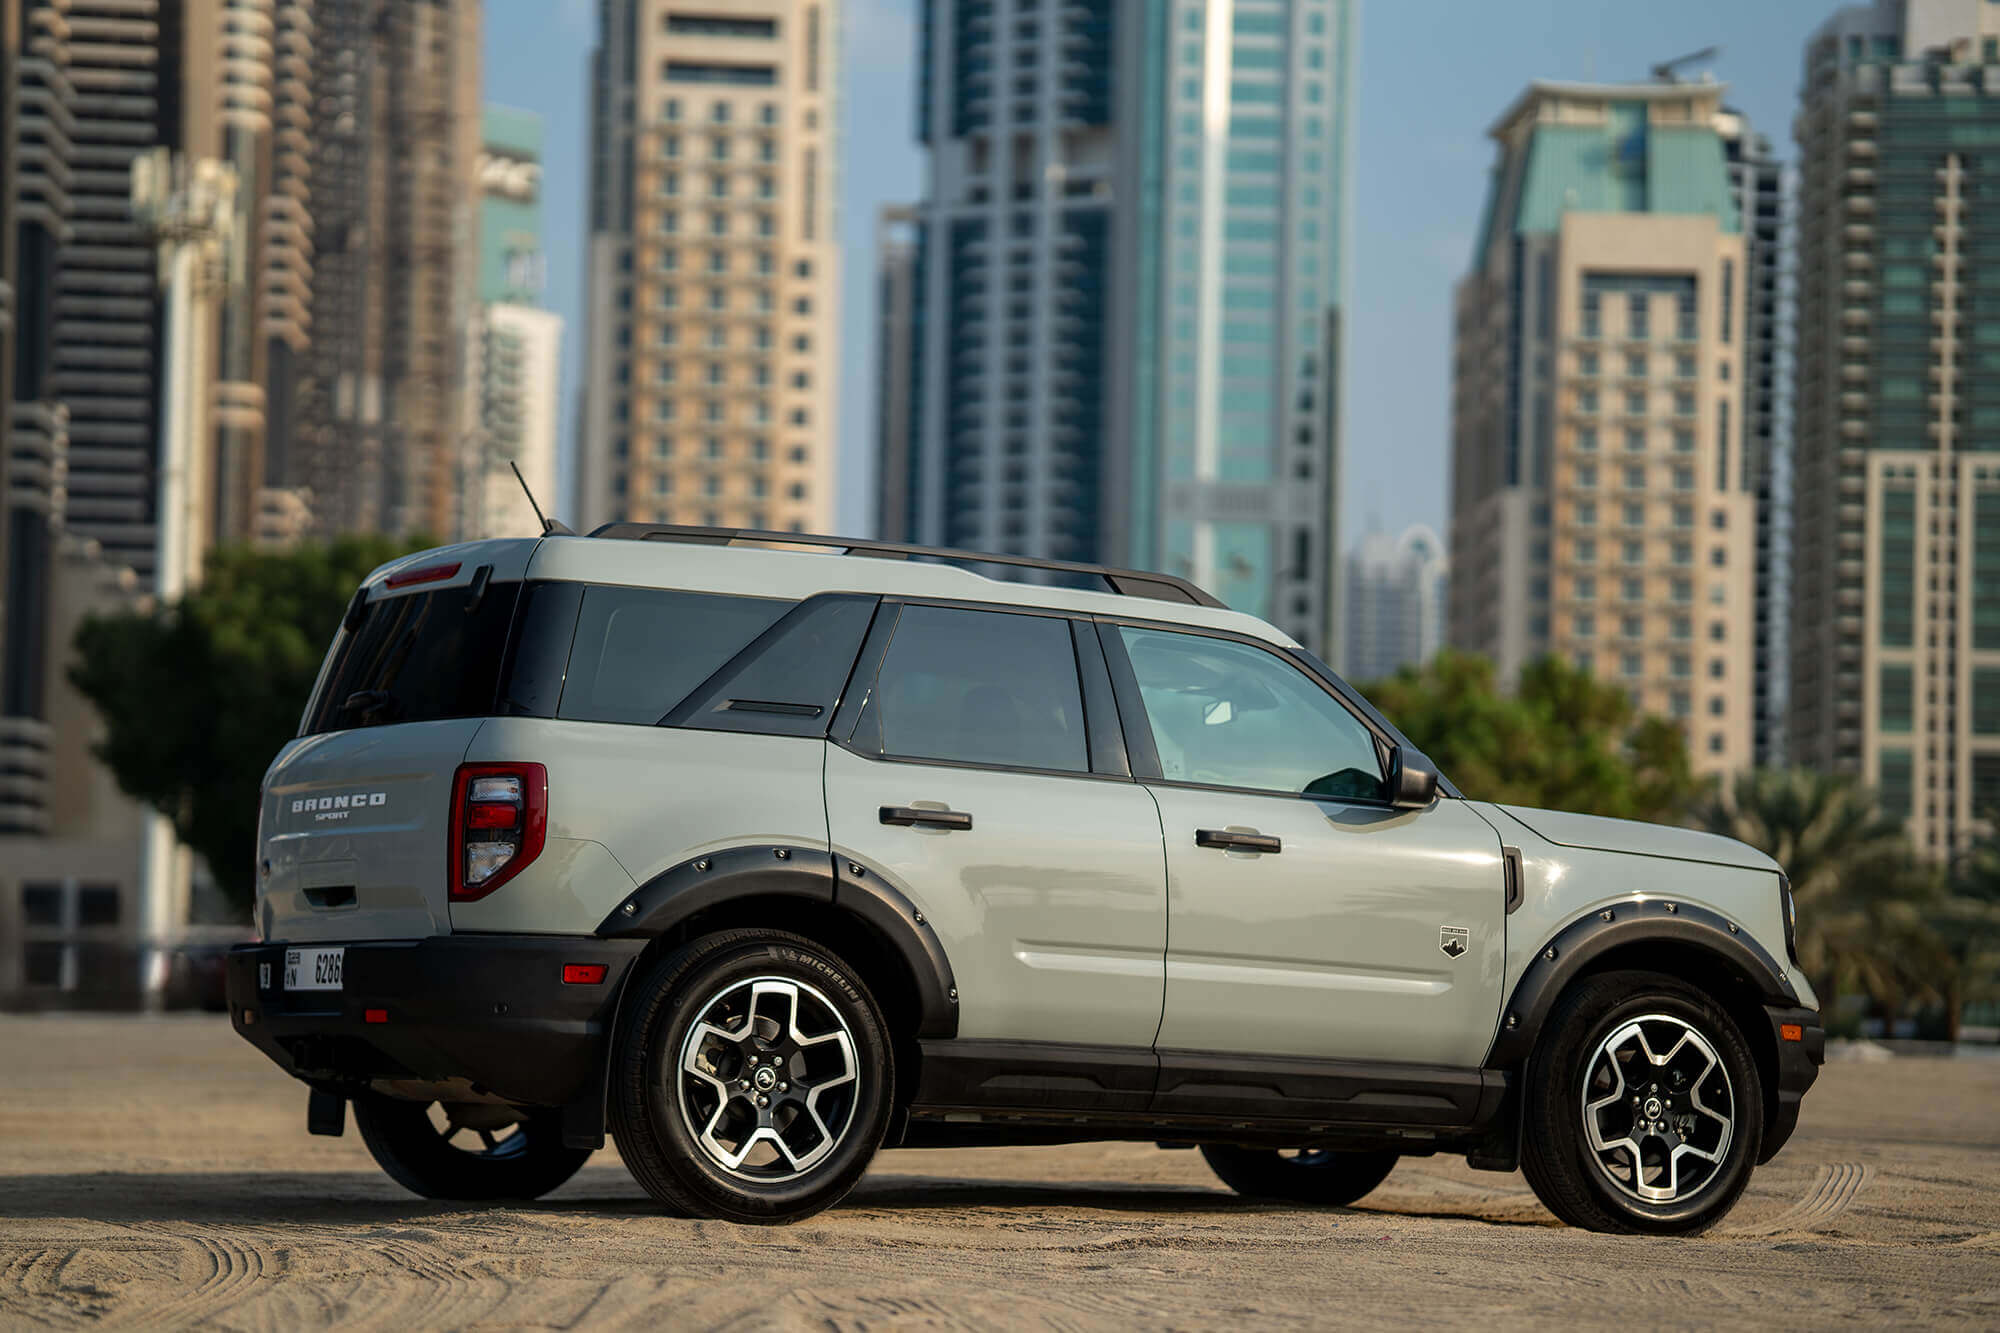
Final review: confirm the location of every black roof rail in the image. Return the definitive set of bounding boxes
[581,522,1228,609]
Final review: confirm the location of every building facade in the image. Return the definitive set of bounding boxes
[887,0,1356,657]
[578,0,841,536]
[464,105,562,541]
[872,203,917,542]
[285,0,481,540]
[1720,108,1792,770]
[1342,524,1446,682]
[1449,81,1756,780]
[1791,0,2000,855]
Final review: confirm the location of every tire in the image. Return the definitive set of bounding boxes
[1200,1145,1399,1207]
[608,929,893,1224]
[352,1094,592,1201]
[1520,969,1764,1235]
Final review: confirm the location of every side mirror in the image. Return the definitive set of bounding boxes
[1387,746,1439,810]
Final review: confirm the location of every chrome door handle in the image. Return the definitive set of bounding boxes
[1195,828,1281,854]
[880,805,974,831]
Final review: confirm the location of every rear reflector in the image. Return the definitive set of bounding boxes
[466,802,520,831]
[563,964,609,985]
[1779,1023,1804,1042]
[364,1008,388,1024]
[385,561,462,589]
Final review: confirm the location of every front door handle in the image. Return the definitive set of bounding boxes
[880,805,974,831]
[1195,828,1282,854]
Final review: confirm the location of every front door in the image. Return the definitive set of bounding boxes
[1104,622,1507,1070]
[825,604,1168,1051]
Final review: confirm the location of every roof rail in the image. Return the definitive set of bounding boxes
[581,522,1227,609]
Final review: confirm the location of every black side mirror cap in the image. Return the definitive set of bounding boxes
[1388,746,1440,810]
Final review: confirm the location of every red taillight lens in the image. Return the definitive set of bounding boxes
[466,802,519,830]
[563,964,608,985]
[385,560,462,589]
[449,762,547,902]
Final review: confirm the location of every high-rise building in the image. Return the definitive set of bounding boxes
[1448,80,1756,779]
[166,0,318,547]
[886,1,1356,656]
[287,0,482,540]
[1342,524,1447,682]
[1719,107,1792,770]
[464,106,562,541]
[872,203,917,542]
[578,0,841,535]
[1791,0,2000,855]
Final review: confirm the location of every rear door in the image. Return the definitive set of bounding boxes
[259,571,523,943]
[824,603,1168,1053]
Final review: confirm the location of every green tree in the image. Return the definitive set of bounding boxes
[1943,821,2000,1038]
[69,535,425,913]
[1357,649,1698,822]
[1690,769,1951,1018]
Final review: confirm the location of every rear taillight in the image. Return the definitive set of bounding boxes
[449,763,547,901]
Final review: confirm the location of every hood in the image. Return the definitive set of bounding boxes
[1495,805,1781,875]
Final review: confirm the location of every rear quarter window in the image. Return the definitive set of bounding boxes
[303,583,520,734]
[557,586,794,724]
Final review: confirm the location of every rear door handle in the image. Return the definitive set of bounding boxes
[1195,828,1282,854]
[880,805,974,831]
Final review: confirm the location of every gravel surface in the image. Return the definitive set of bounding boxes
[0,1015,1995,1329]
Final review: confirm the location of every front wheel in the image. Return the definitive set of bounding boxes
[1200,1145,1399,1206]
[1520,970,1764,1234]
[352,1094,591,1201]
[608,929,893,1224]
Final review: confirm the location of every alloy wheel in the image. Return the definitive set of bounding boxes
[673,975,861,1183]
[1579,1013,1735,1205]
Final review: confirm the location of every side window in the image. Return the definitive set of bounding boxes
[856,605,1089,773]
[558,586,792,725]
[1116,626,1386,801]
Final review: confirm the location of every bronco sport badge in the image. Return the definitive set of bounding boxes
[1439,926,1469,958]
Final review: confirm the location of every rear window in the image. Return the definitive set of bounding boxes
[303,583,520,734]
[556,586,794,725]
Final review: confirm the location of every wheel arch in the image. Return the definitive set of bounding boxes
[1485,898,1793,1156]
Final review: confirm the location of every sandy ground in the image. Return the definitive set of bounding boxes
[0,1018,1994,1329]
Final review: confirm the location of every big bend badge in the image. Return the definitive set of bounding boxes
[1439,926,1469,959]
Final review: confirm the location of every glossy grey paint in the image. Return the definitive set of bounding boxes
[1148,787,1509,1068]
[824,742,1170,1048]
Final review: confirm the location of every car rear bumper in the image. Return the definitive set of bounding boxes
[225,935,646,1109]
[1759,1003,1826,1163]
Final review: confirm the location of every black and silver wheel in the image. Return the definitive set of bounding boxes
[352,1094,591,1201]
[609,929,892,1223]
[1521,970,1763,1234]
[1199,1145,1399,1207]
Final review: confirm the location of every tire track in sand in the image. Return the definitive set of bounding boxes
[1722,1162,1872,1237]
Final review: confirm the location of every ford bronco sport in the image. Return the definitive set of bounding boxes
[226,524,1822,1232]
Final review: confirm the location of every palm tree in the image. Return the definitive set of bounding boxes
[1690,769,1950,1019]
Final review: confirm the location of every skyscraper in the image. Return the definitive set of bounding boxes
[886,0,1355,656]
[872,203,918,543]
[1342,524,1446,682]
[1791,0,2000,855]
[1719,107,1792,771]
[1448,80,1756,779]
[465,105,562,540]
[578,1,841,536]
[287,0,482,540]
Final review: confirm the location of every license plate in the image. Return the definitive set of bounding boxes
[283,947,345,992]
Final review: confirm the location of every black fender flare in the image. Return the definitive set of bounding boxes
[1483,897,1796,1070]
[594,842,959,1039]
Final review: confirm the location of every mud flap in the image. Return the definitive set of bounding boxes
[307,1088,346,1137]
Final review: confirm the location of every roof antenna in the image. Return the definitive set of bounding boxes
[510,460,574,536]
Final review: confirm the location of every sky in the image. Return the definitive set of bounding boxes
[483,0,1833,547]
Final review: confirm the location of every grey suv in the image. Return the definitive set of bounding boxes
[226,525,1822,1232]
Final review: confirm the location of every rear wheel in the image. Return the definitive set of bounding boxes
[609,929,893,1224]
[1520,970,1763,1234]
[352,1094,591,1201]
[1200,1145,1400,1207]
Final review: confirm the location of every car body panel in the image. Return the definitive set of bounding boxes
[451,717,827,934]
[1495,804,1781,874]
[824,742,1169,1049]
[1147,788,1509,1068]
